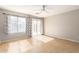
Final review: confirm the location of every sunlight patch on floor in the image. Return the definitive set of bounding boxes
[32,35,54,43]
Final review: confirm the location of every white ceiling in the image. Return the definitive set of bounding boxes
[0,5,79,17]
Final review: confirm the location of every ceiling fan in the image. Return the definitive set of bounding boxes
[35,5,48,14]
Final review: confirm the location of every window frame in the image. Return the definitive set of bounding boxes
[7,15,26,34]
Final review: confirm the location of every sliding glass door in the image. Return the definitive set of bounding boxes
[32,19,43,35]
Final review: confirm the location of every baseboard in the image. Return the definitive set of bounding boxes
[0,36,30,44]
[44,34,79,43]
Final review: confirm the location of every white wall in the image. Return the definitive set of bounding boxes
[44,9,79,42]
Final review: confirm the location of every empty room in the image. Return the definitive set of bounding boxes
[0,5,79,53]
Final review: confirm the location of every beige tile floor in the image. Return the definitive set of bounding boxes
[0,35,79,53]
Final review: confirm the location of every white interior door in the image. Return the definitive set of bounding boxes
[32,19,42,35]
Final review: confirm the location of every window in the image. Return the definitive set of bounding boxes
[18,17,26,32]
[8,15,26,33]
[8,16,17,33]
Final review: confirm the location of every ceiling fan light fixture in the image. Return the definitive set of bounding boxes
[35,5,47,15]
